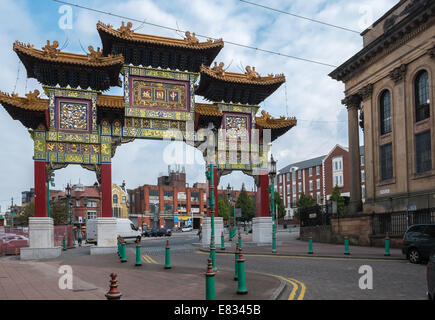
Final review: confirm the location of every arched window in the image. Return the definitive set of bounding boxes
[380,90,391,135]
[113,194,118,204]
[415,70,430,122]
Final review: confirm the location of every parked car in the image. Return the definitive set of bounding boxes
[402,224,435,263]
[181,226,192,232]
[427,249,435,300]
[160,228,172,237]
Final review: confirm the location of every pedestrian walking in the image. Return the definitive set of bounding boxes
[77,228,83,247]
[197,226,202,241]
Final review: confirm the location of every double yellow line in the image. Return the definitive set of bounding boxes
[275,275,306,300]
[142,254,158,264]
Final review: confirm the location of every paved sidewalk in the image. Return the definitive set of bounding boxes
[0,247,281,300]
[201,230,405,260]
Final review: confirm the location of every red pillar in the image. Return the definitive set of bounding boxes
[34,161,47,217]
[101,163,112,217]
[256,174,270,217]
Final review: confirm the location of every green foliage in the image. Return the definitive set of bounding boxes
[14,202,34,227]
[51,199,69,225]
[273,192,286,219]
[295,193,316,220]
[218,194,230,222]
[236,184,256,222]
[330,185,345,215]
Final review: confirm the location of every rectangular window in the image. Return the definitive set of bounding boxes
[361,185,366,199]
[316,166,320,175]
[292,171,296,182]
[298,170,301,179]
[309,180,313,191]
[87,211,97,220]
[292,196,297,207]
[164,190,173,200]
[298,182,302,192]
[309,167,313,176]
[380,143,393,180]
[76,200,80,207]
[287,196,290,207]
[415,131,432,174]
[279,175,282,183]
[191,192,200,202]
[361,155,365,166]
[286,173,290,181]
[292,185,296,194]
[361,170,365,183]
[316,179,320,190]
[149,189,159,200]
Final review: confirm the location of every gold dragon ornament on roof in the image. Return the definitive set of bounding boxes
[211,61,225,76]
[42,40,60,58]
[118,21,134,37]
[87,46,104,63]
[184,31,199,45]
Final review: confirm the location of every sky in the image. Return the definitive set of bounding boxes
[0,0,398,211]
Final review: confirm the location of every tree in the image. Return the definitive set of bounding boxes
[218,194,230,222]
[330,185,345,216]
[51,199,69,225]
[295,193,316,220]
[236,184,256,222]
[273,192,286,219]
[14,201,34,227]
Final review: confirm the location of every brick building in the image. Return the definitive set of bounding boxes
[128,167,207,230]
[277,145,365,218]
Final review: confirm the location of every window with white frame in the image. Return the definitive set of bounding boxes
[316,179,320,189]
[292,195,297,206]
[309,180,313,191]
[332,156,344,187]
[279,175,282,183]
[361,170,365,183]
[361,155,365,166]
[292,184,296,194]
[309,167,313,176]
[298,182,302,192]
[87,211,97,220]
[361,185,366,199]
[316,165,320,175]
[287,196,290,207]
[292,170,296,182]
[286,173,290,181]
[298,170,301,179]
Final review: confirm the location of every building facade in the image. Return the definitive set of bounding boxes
[330,0,435,213]
[128,167,207,230]
[277,145,365,217]
[112,182,129,219]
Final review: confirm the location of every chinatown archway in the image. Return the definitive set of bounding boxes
[0,21,296,259]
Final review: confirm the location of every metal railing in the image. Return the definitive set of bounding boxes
[372,208,435,236]
[299,204,333,227]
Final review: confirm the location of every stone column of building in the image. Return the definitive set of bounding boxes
[343,94,363,213]
[255,174,270,217]
[100,163,112,217]
[34,161,47,217]
[389,64,409,204]
[252,172,272,244]
[358,84,374,209]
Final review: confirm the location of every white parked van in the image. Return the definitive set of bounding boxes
[86,218,142,244]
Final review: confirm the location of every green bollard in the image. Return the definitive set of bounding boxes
[236,248,248,294]
[234,243,239,281]
[344,236,350,255]
[120,240,127,263]
[135,240,142,266]
[220,232,225,250]
[165,240,171,269]
[289,225,292,233]
[205,258,216,300]
[62,238,66,251]
[308,236,313,254]
[73,235,76,247]
[384,233,391,256]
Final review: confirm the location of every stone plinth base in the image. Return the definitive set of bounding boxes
[28,217,54,248]
[90,246,117,255]
[201,217,224,247]
[252,217,273,244]
[20,247,61,260]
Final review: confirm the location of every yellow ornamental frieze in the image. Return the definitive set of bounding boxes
[65,154,83,163]
[101,143,111,155]
[34,140,45,153]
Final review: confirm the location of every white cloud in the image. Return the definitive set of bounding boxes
[0,0,397,210]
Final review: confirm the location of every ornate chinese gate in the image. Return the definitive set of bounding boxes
[0,21,296,258]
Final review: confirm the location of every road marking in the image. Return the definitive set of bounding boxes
[142,255,158,264]
[274,275,305,300]
[195,250,398,262]
[289,277,306,300]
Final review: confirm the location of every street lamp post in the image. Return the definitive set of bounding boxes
[268,155,277,253]
[66,183,72,225]
[227,183,233,241]
[206,164,216,271]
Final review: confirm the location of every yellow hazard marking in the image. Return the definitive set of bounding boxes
[142,255,158,264]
